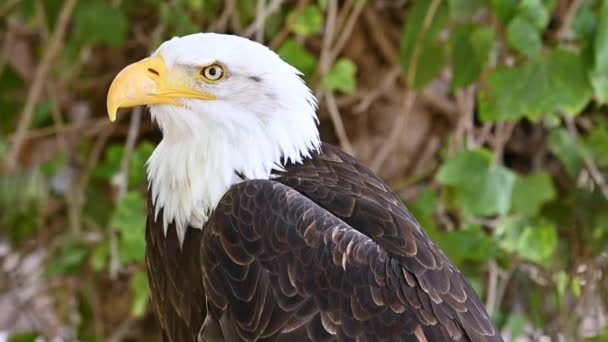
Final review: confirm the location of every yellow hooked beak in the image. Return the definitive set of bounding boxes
[106,56,216,121]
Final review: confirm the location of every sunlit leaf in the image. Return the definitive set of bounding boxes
[584,124,608,167]
[506,313,526,339]
[321,58,357,94]
[451,24,495,88]
[517,0,552,30]
[400,0,449,89]
[479,49,591,121]
[437,149,516,216]
[8,331,40,342]
[548,129,581,176]
[507,16,542,57]
[73,0,127,48]
[130,271,150,317]
[434,224,497,265]
[46,243,89,276]
[511,171,556,216]
[288,5,323,36]
[496,216,558,264]
[110,192,146,263]
[91,243,109,272]
[554,271,569,297]
[448,0,484,19]
[489,0,518,23]
[589,0,608,103]
[572,276,582,297]
[278,39,317,77]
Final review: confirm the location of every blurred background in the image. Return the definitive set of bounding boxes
[1,0,607,341]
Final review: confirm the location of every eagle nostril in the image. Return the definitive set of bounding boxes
[147,68,160,76]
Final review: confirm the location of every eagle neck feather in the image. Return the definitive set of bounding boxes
[146,104,319,245]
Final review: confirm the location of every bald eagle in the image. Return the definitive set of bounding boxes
[107,33,502,341]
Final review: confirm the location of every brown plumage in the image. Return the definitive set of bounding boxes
[146,144,502,341]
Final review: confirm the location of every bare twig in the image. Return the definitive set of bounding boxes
[370,0,442,172]
[72,124,116,234]
[452,85,476,152]
[325,91,354,155]
[5,0,77,170]
[7,118,110,142]
[362,8,399,65]
[326,0,366,66]
[109,107,143,279]
[114,107,143,198]
[108,317,137,342]
[556,0,583,41]
[243,0,285,40]
[0,0,20,17]
[270,0,310,49]
[208,0,236,32]
[355,66,401,113]
[318,0,338,75]
[370,90,416,172]
[45,83,68,153]
[485,260,499,314]
[566,118,608,198]
[493,121,516,163]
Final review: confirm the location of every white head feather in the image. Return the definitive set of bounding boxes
[145,33,320,244]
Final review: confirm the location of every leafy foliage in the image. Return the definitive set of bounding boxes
[1,0,608,341]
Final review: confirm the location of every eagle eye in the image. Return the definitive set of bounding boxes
[201,64,225,81]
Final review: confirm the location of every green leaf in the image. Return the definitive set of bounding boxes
[236,0,257,26]
[572,1,597,44]
[0,137,7,159]
[489,0,518,23]
[288,5,323,36]
[589,0,608,103]
[129,142,155,186]
[571,276,582,297]
[584,124,608,167]
[91,242,109,272]
[554,271,569,297]
[130,271,150,317]
[321,58,357,94]
[496,216,558,264]
[451,24,495,88]
[517,0,552,30]
[506,313,526,339]
[278,39,317,77]
[159,3,198,36]
[186,0,204,10]
[110,192,146,263]
[434,224,497,265]
[511,171,556,216]
[548,128,581,176]
[46,243,89,276]
[399,0,449,89]
[73,1,127,48]
[519,221,558,264]
[264,10,287,38]
[8,331,40,342]
[93,142,154,186]
[507,16,542,58]
[408,189,438,236]
[437,149,516,216]
[448,0,484,19]
[479,49,592,121]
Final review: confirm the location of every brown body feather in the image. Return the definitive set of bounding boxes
[146,144,502,341]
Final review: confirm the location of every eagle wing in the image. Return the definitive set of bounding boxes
[202,145,501,341]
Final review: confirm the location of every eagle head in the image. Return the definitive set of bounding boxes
[106,33,321,243]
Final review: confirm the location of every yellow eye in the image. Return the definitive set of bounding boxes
[201,64,225,81]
